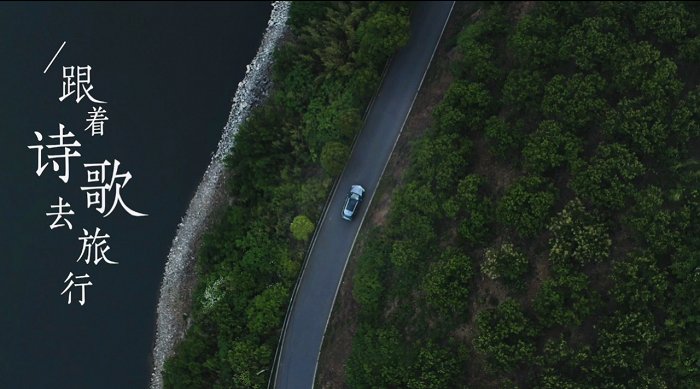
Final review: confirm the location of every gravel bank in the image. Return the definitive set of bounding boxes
[150,3,290,388]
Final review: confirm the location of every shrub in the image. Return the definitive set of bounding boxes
[423,249,473,319]
[534,272,598,328]
[541,73,607,132]
[497,176,557,238]
[569,143,644,210]
[523,120,583,174]
[548,198,611,273]
[290,215,315,241]
[474,299,536,372]
[482,243,528,289]
[484,116,523,159]
[320,141,350,176]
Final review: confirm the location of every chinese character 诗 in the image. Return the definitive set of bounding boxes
[77,227,117,265]
[60,272,92,305]
[27,124,81,183]
[46,196,74,230]
[84,106,108,136]
[80,159,148,217]
[59,65,106,104]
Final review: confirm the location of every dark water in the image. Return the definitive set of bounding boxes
[0,3,271,388]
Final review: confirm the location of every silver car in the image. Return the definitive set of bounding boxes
[342,185,365,221]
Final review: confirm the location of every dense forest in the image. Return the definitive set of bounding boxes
[346,1,700,388]
[162,2,411,388]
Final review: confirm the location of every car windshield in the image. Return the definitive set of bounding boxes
[346,196,359,211]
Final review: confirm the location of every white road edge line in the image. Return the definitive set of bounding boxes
[311,2,456,388]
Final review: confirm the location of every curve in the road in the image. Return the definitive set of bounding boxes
[272,2,455,388]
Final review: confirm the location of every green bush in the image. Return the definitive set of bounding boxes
[497,176,557,238]
[534,272,598,328]
[320,141,350,176]
[423,249,473,319]
[635,1,692,44]
[569,143,645,210]
[548,198,611,273]
[474,299,536,372]
[290,215,315,241]
[347,326,411,388]
[559,16,628,71]
[501,69,545,114]
[541,73,607,132]
[484,116,523,159]
[482,243,528,289]
[433,80,492,133]
[456,175,493,246]
[610,253,668,308]
[523,120,582,174]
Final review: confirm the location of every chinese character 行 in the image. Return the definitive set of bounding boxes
[60,272,92,305]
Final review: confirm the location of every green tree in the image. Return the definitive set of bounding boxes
[474,298,536,372]
[320,141,350,176]
[354,3,410,69]
[548,198,611,273]
[455,20,501,82]
[541,73,607,132]
[423,249,473,319]
[290,215,315,241]
[509,12,564,70]
[245,283,289,337]
[347,326,411,388]
[523,120,583,174]
[559,16,628,71]
[635,1,692,44]
[224,339,273,389]
[455,175,493,246]
[482,243,528,289]
[484,116,523,159]
[501,69,545,114]
[612,42,682,104]
[497,176,557,238]
[624,186,680,255]
[610,253,668,308]
[407,341,464,389]
[411,132,470,195]
[353,235,390,321]
[569,143,645,210]
[594,311,660,380]
[433,80,492,134]
[534,272,599,328]
[603,97,671,156]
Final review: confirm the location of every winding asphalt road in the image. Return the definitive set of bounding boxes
[272,2,454,388]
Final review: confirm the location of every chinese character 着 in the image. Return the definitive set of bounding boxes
[59,65,106,104]
[27,124,81,183]
[77,227,117,265]
[80,159,148,217]
[46,196,75,230]
[60,272,92,305]
[84,106,108,136]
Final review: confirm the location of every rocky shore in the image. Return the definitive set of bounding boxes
[150,3,290,388]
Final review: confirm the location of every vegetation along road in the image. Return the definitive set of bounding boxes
[272,2,455,388]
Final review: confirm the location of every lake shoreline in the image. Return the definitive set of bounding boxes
[149,3,290,388]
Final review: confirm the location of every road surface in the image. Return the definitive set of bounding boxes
[272,2,455,388]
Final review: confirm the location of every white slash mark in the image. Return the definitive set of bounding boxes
[43,41,66,74]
